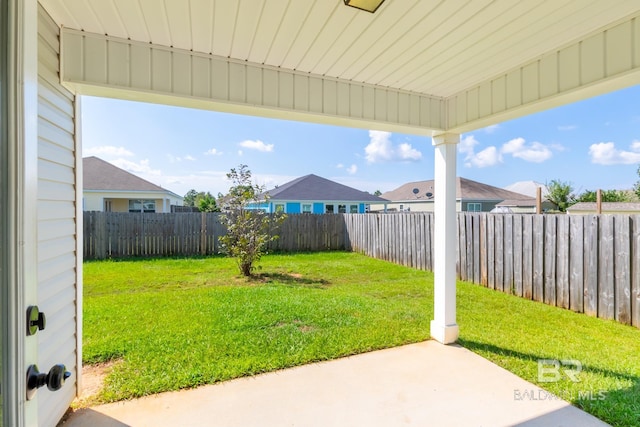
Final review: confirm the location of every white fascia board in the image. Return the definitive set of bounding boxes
[59,29,446,136]
[446,14,640,133]
[84,189,182,199]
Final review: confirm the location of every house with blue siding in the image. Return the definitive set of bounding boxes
[258,174,387,214]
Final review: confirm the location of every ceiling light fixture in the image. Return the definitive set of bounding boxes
[343,0,386,13]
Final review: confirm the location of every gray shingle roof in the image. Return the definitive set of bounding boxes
[265,174,387,202]
[83,156,169,193]
[381,177,530,202]
[496,198,537,207]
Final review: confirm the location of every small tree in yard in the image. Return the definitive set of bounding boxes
[219,165,285,276]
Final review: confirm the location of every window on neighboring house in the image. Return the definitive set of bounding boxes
[302,204,312,213]
[467,202,482,212]
[338,204,347,213]
[325,204,334,214]
[399,204,404,212]
[275,204,285,213]
[129,199,156,213]
[104,200,113,212]
[349,205,358,213]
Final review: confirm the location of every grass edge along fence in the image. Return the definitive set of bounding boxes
[83,211,640,329]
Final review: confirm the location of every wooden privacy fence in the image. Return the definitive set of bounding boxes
[83,211,350,259]
[456,213,640,328]
[343,213,434,271]
[83,211,640,328]
[83,212,226,259]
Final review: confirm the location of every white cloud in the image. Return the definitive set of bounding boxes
[364,130,422,163]
[589,141,640,165]
[501,137,552,163]
[397,143,422,161]
[84,145,134,158]
[168,154,197,163]
[558,125,577,131]
[484,124,500,134]
[460,135,557,168]
[238,150,243,156]
[346,164,358,175]
[111,158,161,176]
[204,148,223,156]
[459,135,479,157]
[239,139,274,152]
[469,146,502,168]
[336,163,344,169]
[460,135,501,168]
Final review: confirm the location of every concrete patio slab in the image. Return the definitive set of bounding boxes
[60,341,609,427]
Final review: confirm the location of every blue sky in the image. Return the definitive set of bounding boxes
[81,84,640,198]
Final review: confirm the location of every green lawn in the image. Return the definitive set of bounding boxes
[83,252,639,426]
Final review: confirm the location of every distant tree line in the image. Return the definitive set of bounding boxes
[546,169,640,212]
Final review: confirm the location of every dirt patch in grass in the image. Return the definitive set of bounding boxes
[275,319,317,333]
[72,360,120,408]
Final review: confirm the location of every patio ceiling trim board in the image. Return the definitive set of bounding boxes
[59,29,444,136]
[59,14,640,136]
[447,14,640,133]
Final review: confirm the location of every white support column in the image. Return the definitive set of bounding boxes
[431,133,460,344]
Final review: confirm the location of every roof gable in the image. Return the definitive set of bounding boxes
[381,177,530,202]
[83,156,172,194]
[504,181,549,198]
[265,174,387,202]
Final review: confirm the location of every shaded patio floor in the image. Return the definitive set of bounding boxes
[60,341,608,426]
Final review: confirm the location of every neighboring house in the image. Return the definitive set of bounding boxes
[500,180,556,212]
[567,202,640,215]
[255,174,387,214]
[504,180,549,198]
[373,177,530,213]
[495,198,557,213]
[83,156,183,212]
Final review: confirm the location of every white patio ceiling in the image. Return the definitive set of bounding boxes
[39,0,640,133]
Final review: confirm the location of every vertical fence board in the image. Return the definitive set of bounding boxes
[544,215,557,306]
[632,215,640,328]
[569,215,584,312]
[458,214,466,280]
[556,215,570,309]
[465,214,474,281]
[487,215,495,289]
[495,215,504,292]
[473,214,481,283]
[614,215,631,324]
[504,214,513,294]
[522,215,533,299]
[584,215,599,316]
[513,214,523,297]
[480,214,488,286]
[599,215,615,320]
[532,215,544,302]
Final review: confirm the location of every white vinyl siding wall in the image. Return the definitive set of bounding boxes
[37,7,78,426]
